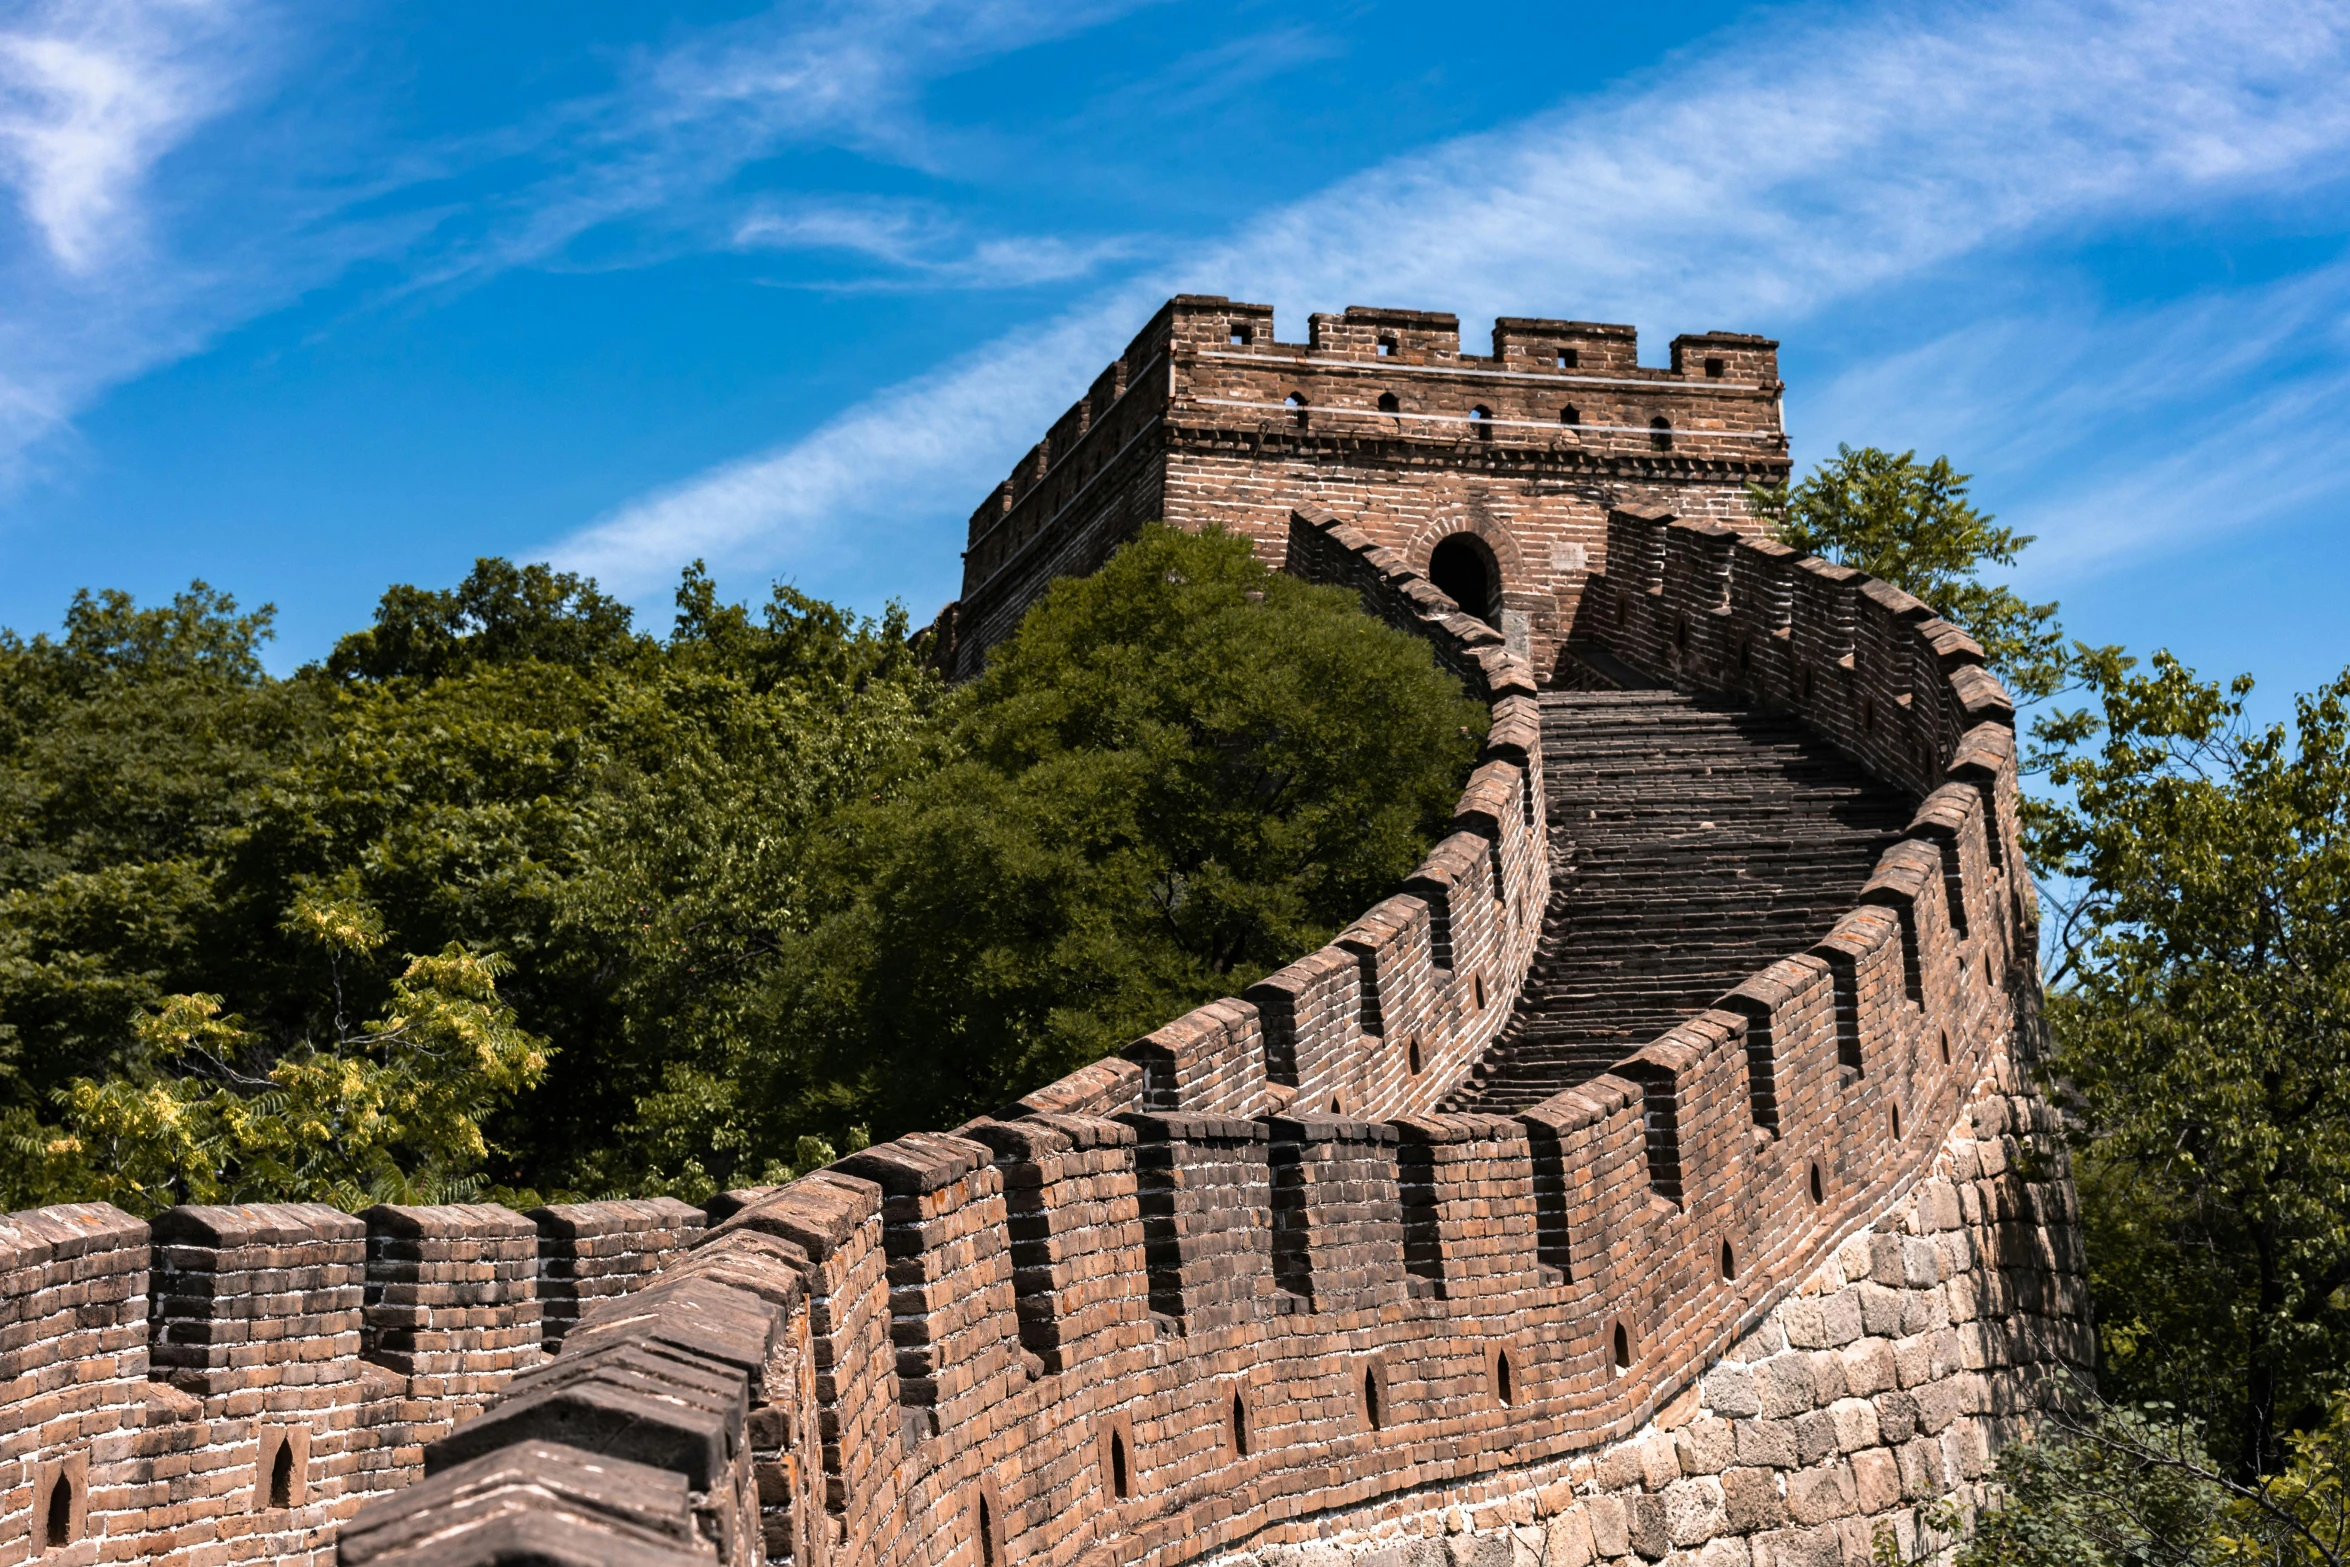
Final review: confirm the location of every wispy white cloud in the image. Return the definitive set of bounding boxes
[0,0,1161,487]
[1814,260,2350,584]
[386,0,1164,292]
[0,0,270,482]
[551,304,1133,594]
[551,0,2350,594]
[733,196,1140,287]
[1794,256,2350,579]
[0,0,244,273]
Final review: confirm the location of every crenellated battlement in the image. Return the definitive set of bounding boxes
[934,297,1792,683]
[2,498,2085,1567]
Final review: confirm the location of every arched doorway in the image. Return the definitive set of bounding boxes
[1427,532,1500,624]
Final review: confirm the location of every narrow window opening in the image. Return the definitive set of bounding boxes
[1890,1104,1903,1140]
[1560,405,1580,426]
[268,1441,294,1510]
[1556,348,1578,369]
[1230,324,1252,346]
[1808,1162,1825,1206]
[1495,1351,1514,1405]
[1649,416,1673,451]
[1473,972,1486,1010]
[979,1499,997,1567]
[1704,356,1726,378]
[1611,1323,1632,1374]
[1719,1239,1737,1281]
[1284,392,1308,428]
[1940,1029,1951,1066]
[1230,1393,1250,1457]
[45,1475,72,1548]
[1377,336,1397,357]
[1329,1095,1343,1115]
[1378,391,1400,413]
[1408,1037,1423,1075]
[1363,1369,1384,1431]
[1467,404,1494,440]
[1110,1432,1130,1498]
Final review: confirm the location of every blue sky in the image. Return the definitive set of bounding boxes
[2,0,2347,710]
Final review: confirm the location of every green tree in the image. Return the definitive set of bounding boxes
[5,881,548,1215]
[236,559,942,1194]
[2028,652,2350,1474]
[322,557,647,683]
[1751,445,2074,700]
[0,559,939,1201]
[1943,1390,2350,1567]
[753,524,1487,1138]
[0,583,326,1110]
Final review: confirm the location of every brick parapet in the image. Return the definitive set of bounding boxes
[0,1187,712,1567]
[358,1205,542,1432]
[0,1203,150,1567]
[15,458,2073,1566]
[529,1197,706,1353]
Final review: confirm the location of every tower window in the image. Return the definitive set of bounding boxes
[1704,356,1725,378]
[1230,324,1252,346]
[1560,406,1580,426]
[1556,348,1578,369]
[1377,336,1396,357]
[1378,391,1400,413]
[268,1441,294,1510]
[1469,405,1493,441]
[1284,392,1307,428]
[45,1474,72,1547]
[1650,416,1673,450]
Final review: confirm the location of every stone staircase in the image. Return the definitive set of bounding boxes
[1441,690,1915,1113]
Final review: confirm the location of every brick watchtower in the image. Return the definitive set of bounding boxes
[938,295,1790,681]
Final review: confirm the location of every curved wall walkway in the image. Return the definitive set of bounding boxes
[0,507,2086,1567]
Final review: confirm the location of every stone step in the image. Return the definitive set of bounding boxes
[1447,690,1912,1114]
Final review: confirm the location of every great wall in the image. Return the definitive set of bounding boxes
[2,298,2090,1566]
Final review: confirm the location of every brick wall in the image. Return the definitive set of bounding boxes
[0,1201,699,1567]
[5,508,2080,1567]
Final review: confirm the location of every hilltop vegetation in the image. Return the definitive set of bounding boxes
[0,525,1483,1212]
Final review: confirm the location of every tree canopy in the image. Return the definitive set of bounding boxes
[2028,653,2350,1476]
[0,526,1481,1211]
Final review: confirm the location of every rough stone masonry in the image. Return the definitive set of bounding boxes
[0,300,2086,1567]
